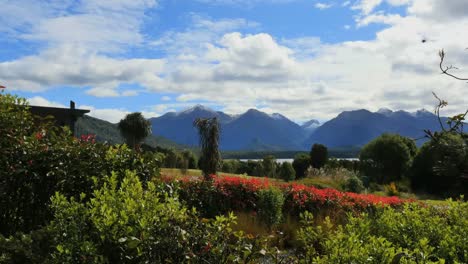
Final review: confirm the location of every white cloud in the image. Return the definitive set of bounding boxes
[315,3,333,10]
[3,0,468,122]
[78,105,129,123]
[0,45,165,95]
[27,96,66,108]
[195,0,296,6]
[1,0,158,52]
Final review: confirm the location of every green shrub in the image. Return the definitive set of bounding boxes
[384,182,399,196]
[310,144,328,169]
[343,175,364,193]
[0,92,160,236]
[279,162,296,182]
[49,170,267,263]
[292,153,310,179]
[296,200,468,263]
[411,132,467,196]
[257,188,285,229]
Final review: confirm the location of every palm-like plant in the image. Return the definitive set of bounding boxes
[193,117,221,180]
[118,112,151,151]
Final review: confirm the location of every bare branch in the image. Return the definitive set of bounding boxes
[439,49,468,81]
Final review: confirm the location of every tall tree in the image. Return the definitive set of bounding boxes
[279,162,296,182]
[194,117,221,180]
[310,143,328,169]
[360,133,416,184]
[118,112,151,151]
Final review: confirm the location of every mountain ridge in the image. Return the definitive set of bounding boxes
[149,105,446,151]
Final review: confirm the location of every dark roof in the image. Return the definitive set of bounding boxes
[29,105,90,117]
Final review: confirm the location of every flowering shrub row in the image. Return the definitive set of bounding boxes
[164,174,410,218]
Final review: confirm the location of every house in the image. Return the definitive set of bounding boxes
[29,101,90,136]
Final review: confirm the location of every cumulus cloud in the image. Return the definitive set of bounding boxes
[2,0,468,122]
[0,45,165,93]
[28,96,66,108]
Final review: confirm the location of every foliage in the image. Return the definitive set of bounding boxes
[0,93,160,236]
[75,115,180,150]
[310,144,328,169]
[170,174,408,221]
[292,153,310,179]
[257,188,285,229]
[48,171,268,263]
[117,112,151,150]
[296,199,468,263]
[343,175,365,193]
[0,228,53,264]
[304,167,358,190]
[194,117,221,180]
[360,133,416,184]
[384,182,399,196]
[325,158,360,173]
[279,162,296,182]
[221,159,241,174]
[262,155,277,178]
[411,132,467,195]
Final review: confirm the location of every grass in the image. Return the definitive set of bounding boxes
[160,168,283,182]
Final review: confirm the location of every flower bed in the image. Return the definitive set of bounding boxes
[162,174,411,218]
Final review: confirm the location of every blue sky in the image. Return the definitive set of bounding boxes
[1,0,468,123]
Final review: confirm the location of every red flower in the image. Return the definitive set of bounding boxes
[202,242,212,253]
[35,132,43,140]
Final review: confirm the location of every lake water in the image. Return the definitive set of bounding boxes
[238,158,358,163]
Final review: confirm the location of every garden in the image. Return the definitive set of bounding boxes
[0,91,467,263]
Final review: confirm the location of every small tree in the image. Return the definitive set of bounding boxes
[279,162,296,182]
[411,133,466,195]
[194,117,221,180]
[360,134,416,184]
[292,153,310,179]
[181,149,197,169]
[262,155,277,178]
[118,112,151,151]
[310,144,328,169]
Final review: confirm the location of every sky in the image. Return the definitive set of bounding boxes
[1,0,468,123]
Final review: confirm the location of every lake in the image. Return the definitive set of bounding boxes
[238,158,358,163]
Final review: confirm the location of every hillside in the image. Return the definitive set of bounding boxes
[75,115,182,149]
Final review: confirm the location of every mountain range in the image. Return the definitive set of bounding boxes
[149,105,445,151]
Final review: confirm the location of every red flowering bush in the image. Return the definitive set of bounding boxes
[168,174,409,219]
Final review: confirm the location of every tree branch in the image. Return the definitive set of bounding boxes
[439,49,468,81]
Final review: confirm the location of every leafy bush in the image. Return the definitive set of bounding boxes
[411,132,467,196]
[310,144,328,169]
[0,92,160,236]
[384,182,399,196]
[49,171,267,263]
[292,153,310,179]
[343,175,365,193]
[296,199,468,263]
[279,162,296,182]
[257,188,285,229]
